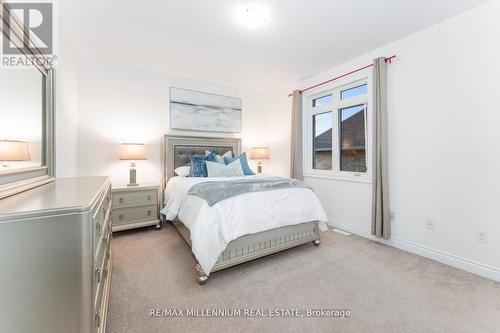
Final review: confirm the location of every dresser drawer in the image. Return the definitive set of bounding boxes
[92,186,111,227]
[112,189,157,208]
[93,198,111,254]
[113,205,157,225]
[92,187,112,219]
[94,226,111,280]
[94,236,111,316]
[94,230,111,333]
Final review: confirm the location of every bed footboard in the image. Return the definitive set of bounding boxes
[211,221,320,273]
[171,219,320,284]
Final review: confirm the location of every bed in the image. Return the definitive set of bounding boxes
[160,135,327,284]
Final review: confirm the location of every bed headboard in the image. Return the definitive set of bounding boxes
[161,135,241,204]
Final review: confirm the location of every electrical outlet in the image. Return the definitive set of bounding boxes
[426,218,435,230]
[478,230,488,244]
[389,211,395,221]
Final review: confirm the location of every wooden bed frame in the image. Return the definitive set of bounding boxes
[161,135,320,284]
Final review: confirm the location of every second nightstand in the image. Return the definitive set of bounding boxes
[111,184,160,232]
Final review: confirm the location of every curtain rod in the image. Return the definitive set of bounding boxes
[288,55,396,97]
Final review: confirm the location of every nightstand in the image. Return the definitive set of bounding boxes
[111,184,160,232]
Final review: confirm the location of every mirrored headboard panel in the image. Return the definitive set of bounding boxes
[0,4,55,198]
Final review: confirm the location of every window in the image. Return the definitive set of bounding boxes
[340,104,366,172]
[341,84,367,100]
[313,112,333,170]
[312,94,333,107]
[305,79,368,179]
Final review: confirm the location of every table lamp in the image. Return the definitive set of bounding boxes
[249,146,269,173]
[119,143,147,186]
[0,140,31,167]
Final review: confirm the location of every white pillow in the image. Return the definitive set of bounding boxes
[174,166,191,177]
[206,159,244,177]
[205,150,232,164]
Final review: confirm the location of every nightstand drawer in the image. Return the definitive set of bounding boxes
[112,189,157,207]
[113,205,157,225]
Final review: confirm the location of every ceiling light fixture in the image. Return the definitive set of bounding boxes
[237,4,270,29]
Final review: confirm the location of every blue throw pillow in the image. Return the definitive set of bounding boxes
[224,152,255,176]
[189,152,217,177]
[205,150,232,164]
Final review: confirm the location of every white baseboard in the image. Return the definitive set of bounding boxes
[327,218,500,282]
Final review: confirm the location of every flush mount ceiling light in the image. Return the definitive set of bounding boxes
[237,4,270,29]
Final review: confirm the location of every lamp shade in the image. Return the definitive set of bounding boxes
[119,143,147,160]
[0,140,31,161]
[249,146,269,159]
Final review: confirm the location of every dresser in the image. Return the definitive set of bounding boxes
[111,184,160,232]
[0,177,112,333]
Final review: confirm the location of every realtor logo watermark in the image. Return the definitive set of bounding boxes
[149,308,352,319]
[2,1,56,67]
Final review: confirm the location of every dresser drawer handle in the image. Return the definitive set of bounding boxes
[119,197,124,204]
[147,210,152,216]
[95,267,101,283]
[118,214,124,221]
[147,195,152,201]
[95,311,101,328]
[96,221,102,235]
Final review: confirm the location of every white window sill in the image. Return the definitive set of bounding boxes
[303,172,372,184]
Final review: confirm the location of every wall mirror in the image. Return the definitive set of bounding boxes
[0,4,55,199]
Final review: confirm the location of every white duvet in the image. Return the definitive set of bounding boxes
[160,174,328,275]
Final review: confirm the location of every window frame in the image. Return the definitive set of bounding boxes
[303,74,371,183]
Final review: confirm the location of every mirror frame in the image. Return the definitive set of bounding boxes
[0,2,55,199]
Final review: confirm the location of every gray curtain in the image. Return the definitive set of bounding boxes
[371,57,391,239]
[290,90,303,180]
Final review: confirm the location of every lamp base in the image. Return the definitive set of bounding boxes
[128,162,139,187]
[257,161,263,173]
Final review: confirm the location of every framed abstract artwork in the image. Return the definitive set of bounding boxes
[170,87,242,133]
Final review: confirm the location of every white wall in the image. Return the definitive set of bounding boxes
[55,21,79,177]
[76,61,279,186]
[272,0,500,280]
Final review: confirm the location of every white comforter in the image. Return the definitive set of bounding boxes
[160,175,328,275]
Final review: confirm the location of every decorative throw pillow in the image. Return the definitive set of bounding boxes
[174,166,191,177]
[205,150,232,164]
[223,152,255,176]
[189,152,217,177]
[206,159,244,177]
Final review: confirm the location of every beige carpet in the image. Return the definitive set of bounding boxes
[107,225,500,333]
